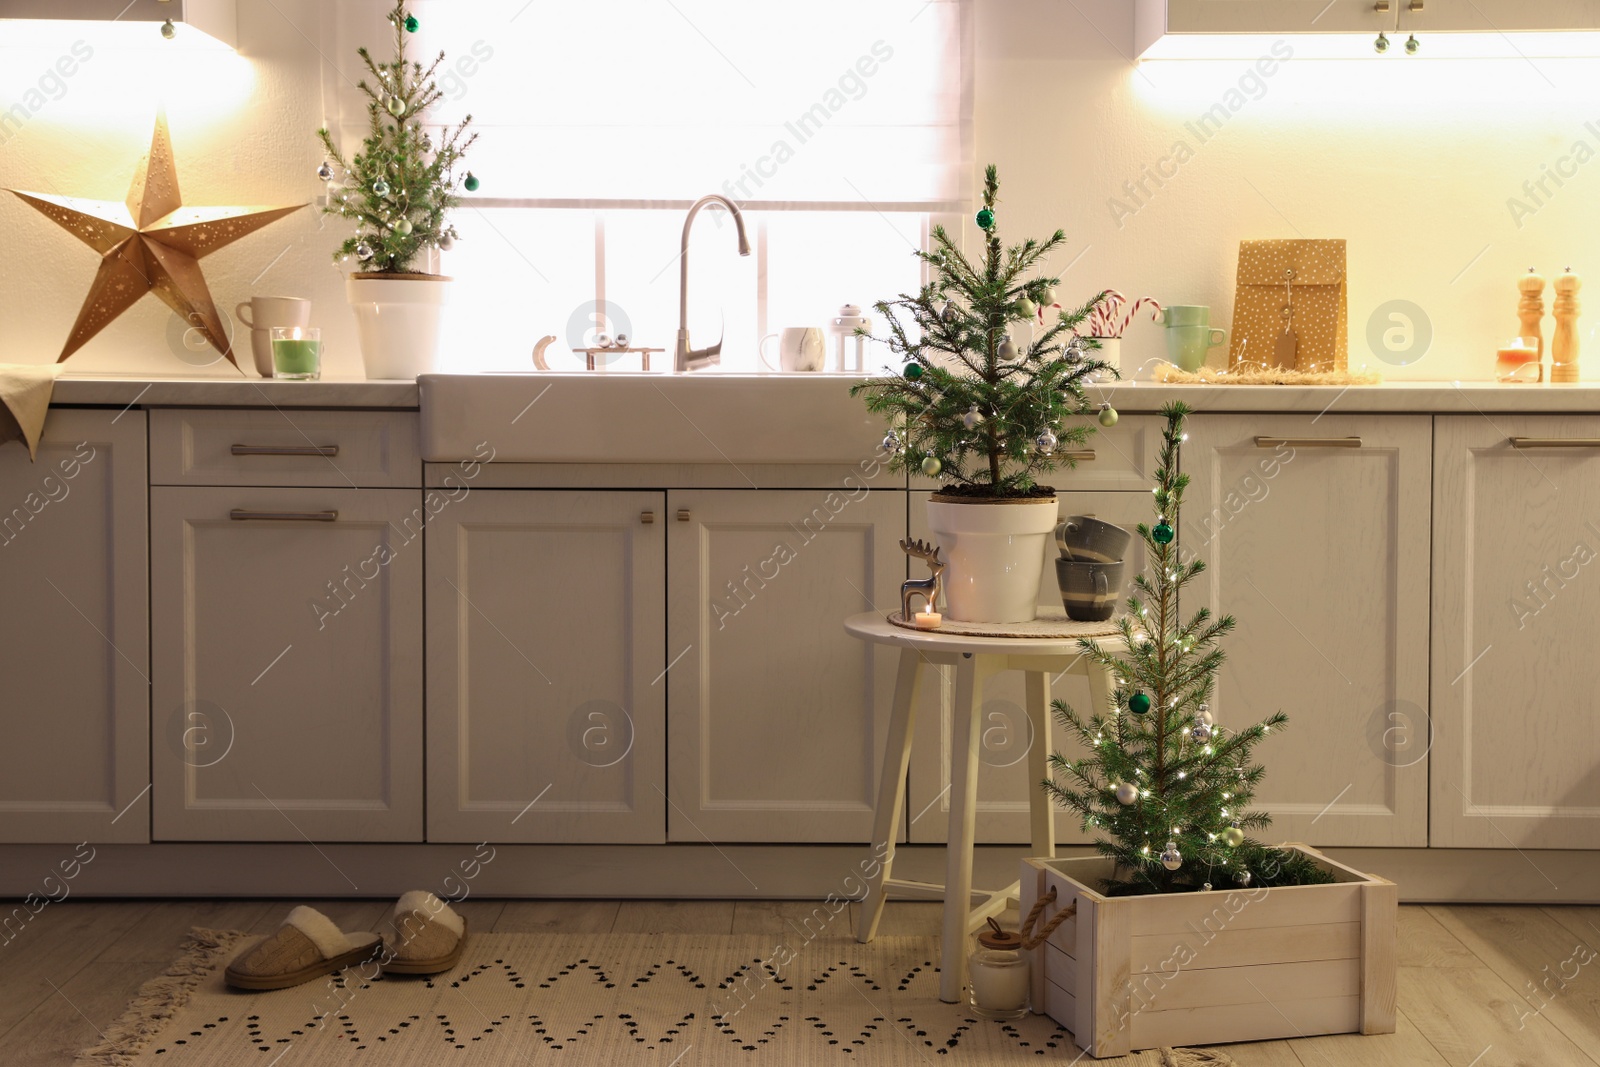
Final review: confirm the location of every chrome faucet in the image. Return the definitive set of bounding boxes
[675,194,751,373]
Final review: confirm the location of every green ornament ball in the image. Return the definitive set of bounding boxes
[1128,692,1152,715]
[463,172,480,192]
[1152,522,1175,544]
[975,207,995,230]
[1098,403,1119,428]
[394,218,413,235]
[1221,826,1245,848]
[385,96,405,117]
[920,456,943,477]
[404,14,419,32]
[903,362,924,381]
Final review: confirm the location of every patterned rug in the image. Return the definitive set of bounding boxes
[78,930,1133,1065]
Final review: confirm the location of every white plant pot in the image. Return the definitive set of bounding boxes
[346,274,450,380]
[925,495,1058,623]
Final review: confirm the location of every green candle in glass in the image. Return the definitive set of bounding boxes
[270,326,322,380]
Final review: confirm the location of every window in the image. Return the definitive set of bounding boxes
[325,0,970,370]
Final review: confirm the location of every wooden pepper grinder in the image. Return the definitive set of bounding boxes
[1518,268,1547,367]
[1551,268,1582,383]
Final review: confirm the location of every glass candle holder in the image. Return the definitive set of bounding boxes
[271,326,322,380]
[1496,336,1542,383]
[969,926,1029,1020]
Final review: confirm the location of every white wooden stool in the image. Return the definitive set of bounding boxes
[844,611,1124,1003]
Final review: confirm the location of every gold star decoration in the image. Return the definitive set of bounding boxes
[9,110,305,366]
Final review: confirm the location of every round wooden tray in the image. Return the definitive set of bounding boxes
[886,608,1123,639]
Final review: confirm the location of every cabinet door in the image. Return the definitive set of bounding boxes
[1402,1,1600,33]
[151,487,423,841]
[905,492,1151,844]
[0,411,148,843]
[1157,0,1395,34]
[1432,417,1600,848]
[667,489,904,842]
[1181,414,1431,847]
[426,491,665,843]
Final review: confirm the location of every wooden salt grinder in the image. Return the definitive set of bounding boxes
[1518,268,1547,363]
[1551,268,1583,383]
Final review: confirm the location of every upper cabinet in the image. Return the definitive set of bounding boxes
[1136,0,1600,56]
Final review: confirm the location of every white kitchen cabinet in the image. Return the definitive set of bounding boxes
[0,411,148,844]
[1136,0,1396,55]
[150,487,423,841]
[1401,1,1600,33]
[906,491,1153,845]
[667,489,905,842]
[1180,414,1432,847]
[426,490,666,844]
[1432,417,1600,849]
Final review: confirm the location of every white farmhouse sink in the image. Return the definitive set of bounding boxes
[418,372,885,464]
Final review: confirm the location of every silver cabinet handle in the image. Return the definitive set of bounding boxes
[230,509,339,522]
[1061,449,1095,462]
[641,510,655,524]
[231,444,340,457]
[677,509,692,522]
[1254,436,1362,448]
[1509,437,1600,448]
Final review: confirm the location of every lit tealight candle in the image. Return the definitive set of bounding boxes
[914,611,942,630]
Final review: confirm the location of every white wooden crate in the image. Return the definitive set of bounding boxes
[1019,844,1396,1058]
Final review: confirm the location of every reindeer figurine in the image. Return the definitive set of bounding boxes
[899,538,946,620]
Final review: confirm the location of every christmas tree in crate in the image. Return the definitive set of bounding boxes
[1044,402,1330,894]
[316,1,478,274]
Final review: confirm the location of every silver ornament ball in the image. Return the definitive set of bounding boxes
[316,161,334,181]
[1198,703,1214,726]
[372,179,390,197]
[1114,782,1138,806]
[1035,429,1058,455]
[593,333,612,349]
[1190,722,1213,744]
[940,300,959,323]
[882,432,904,456]
[354,241,373,261]
[615,333,629,347]
[962,405,985,430]
[997,336,1017,360]
[438,232,455,251]
[1160,842,1183,871]
[1238,871,1252,886]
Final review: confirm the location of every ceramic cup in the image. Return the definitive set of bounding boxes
[236,296,312,377]
[759,327,827,372]
[1056,558,1126,622]
[1056,514,1132,563]
[1166,324,1228,372]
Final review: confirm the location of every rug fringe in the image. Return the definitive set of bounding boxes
[75,927,253,1067]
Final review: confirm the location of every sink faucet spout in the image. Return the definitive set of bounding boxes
[676,194,751,373]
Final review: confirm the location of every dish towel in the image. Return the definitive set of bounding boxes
[0,363,63,460]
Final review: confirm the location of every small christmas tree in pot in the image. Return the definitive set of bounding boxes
[1018,402,1397,1058]
[316,1,477,379]
[853,165,1114,623]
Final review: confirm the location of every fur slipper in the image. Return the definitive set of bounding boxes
[383,890,468,975]
[224,906,382,991]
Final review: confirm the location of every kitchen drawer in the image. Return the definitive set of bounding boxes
[909,414,1161,493]
[151,409,421,488]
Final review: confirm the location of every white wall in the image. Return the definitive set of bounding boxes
[1,0,1598,380]
[975,0,1600,381]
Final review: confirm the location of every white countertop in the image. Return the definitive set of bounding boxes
[53,374,419,408]
[42,372,1600,414]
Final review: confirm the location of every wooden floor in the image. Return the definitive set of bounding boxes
[1,899,1597,1064]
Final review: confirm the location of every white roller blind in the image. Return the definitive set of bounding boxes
[328,0,970,206]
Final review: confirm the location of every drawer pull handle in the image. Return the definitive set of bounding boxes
[231,444,340,457]
[229,509,339,523]
[1508,437,1600,448]
[677,509,692,522]
[641,510,655,524]
[1254,436,1362,448]
[1061,449,1095,462]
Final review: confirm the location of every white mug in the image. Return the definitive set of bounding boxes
[236,296,312,377]
[760,327,826,373]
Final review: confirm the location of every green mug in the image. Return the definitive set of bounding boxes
[1160,304,1213,328]
[1164,316,1228,372]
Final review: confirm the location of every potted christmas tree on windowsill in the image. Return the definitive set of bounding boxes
[1018,402,1397,1057]
[316,1,478,380]
[852,166,1114,623]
